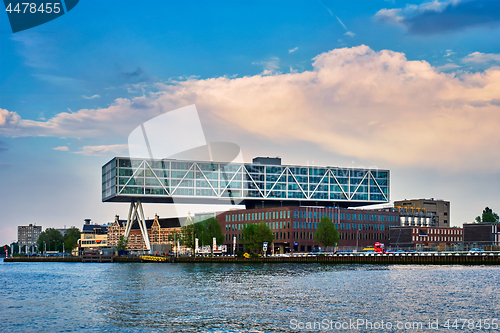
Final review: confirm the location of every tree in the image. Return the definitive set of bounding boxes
[37,228,64,253]
[242,222,274,254]
[477,207,499,223]
[203,217,224,256]
[63,227,81,252]
[183,218,225,256]
[9,242,19,254]
[181,223,196,251]
[314,216,340,252]
[116,235,128,252]
[2,244,11,256]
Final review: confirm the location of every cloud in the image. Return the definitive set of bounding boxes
[444,49,455,57]
[0,97,168,138]
[0,147,8,152]
[1,45,499,171]
[375,0,500,34]
[435,63,461,72]
[463,52,500,63]
[121,67,151,84]
[11,33,56,69]
[32,74,83,88]
[344,31,356,37]
[82,94,101,100]
[289,47,298,54]
[74,144,128,156]
[253,57,280,75]
[53,146,69,151]
[0,108,20,127]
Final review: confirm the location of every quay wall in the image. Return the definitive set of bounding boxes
[5,254,500,265]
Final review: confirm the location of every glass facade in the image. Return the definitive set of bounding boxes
[102,157,390,204]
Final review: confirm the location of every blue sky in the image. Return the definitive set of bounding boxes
[0,0,499,246]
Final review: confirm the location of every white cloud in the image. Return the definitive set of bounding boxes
[374,0,499,34]
[11,33,55,69]
[32,74,83,87]
[344,31,356,37]
[463,52,500,63]
[1,45,499,170]
[74,144,128,156]
[0,108,20,126]
[444,49,455,57]
[435,63,461,72]
[82,94,101,100]
[252,57,280,75]
[53,146,69,151]
[289,47,298,54]
[375,1,453,25]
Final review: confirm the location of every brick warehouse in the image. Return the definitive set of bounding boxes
[390,226,463,251]
[107,214,186,252]
[217,206,400,254]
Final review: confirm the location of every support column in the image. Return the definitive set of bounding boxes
[123,200,151,253]
[124,201,135,238]
[137,201,151,252]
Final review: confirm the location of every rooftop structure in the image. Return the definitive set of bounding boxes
[394,198,450,227]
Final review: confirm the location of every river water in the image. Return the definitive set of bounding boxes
[1,260,499,332]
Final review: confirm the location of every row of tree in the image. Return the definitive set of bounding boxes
[2,227,81,255]
[36,227,81,253]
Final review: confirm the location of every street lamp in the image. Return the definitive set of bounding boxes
[356,228,360,252]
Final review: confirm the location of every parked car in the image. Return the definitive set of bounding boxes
[308,249,325,255]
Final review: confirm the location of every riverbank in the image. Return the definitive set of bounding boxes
[176,253,500,265]
[4,253,500,265]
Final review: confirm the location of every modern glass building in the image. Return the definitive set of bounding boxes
[102,157,390,208]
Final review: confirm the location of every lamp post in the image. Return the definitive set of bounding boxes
[356,228,360,252]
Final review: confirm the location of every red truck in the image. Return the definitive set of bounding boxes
[374,242,385,254]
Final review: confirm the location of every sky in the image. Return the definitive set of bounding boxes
[0,0,499,246]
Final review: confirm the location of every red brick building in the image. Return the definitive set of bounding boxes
[390,226,463,250]
[107,214,186,252]
[217,206,400,253]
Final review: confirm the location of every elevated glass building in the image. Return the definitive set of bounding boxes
[102,157,390,208]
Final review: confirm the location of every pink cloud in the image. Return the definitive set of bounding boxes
[1,45,499,170]
[74,144,128,156]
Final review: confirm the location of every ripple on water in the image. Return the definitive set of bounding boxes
[1,261,499,332]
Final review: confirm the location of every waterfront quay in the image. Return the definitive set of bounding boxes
[176,253,500,265]
[5,252,500,265]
